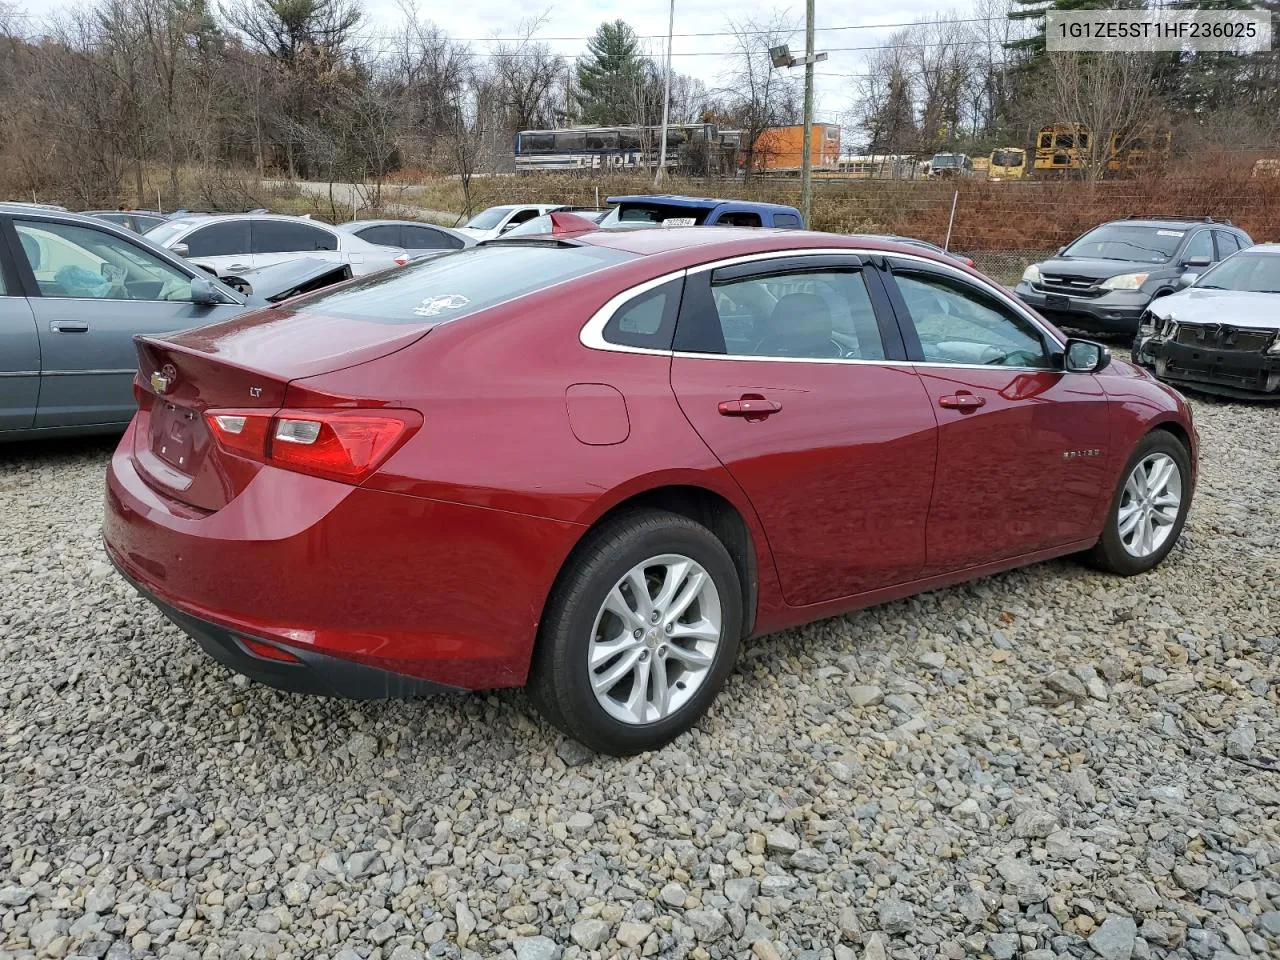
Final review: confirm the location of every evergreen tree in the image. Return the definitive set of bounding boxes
[574,20,646,125]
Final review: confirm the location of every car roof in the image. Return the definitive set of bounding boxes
[605,194,799,214]
[338,219,460,232]
[1110,218,1238,231]
[0,203,142,228]
[571,226,958,264]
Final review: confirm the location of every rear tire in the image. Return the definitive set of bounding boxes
[529,509,743,756]
[1086,430,1191,576]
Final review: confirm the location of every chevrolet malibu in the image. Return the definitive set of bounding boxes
[104,229,1198,755]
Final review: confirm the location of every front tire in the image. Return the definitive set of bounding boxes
[1087,430,1191,576]
[529,509,743,756]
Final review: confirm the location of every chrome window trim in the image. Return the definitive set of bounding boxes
[580,246,1067,363]
[0,370,40,378]
[40,368,136,377]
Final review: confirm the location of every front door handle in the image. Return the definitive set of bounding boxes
[49,321,89,333]
[718,397,782,419]
[227,263,251,272]
[938,392,986,412]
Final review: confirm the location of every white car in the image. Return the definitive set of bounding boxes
[455,204,567,242]
[144,213,408,278]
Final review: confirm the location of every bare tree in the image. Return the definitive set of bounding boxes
[1034,52,1163,181]
[717,12,802,177]
[853,30,917,155]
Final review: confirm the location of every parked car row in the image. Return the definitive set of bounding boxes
[1013,216,1278,397]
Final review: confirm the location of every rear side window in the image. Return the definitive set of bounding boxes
[252,220,337,254]
[773,214,802,228]
[184,221,250,258]
[602,279,682,350]
[403,225,463,250]
[715,212,762,227]
[288,244,635,324]
[1213,231,1240,258]
[355,224,402,247]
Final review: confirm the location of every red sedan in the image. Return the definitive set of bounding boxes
[104,228,1197,754]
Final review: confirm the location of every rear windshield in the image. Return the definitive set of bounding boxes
[1064,224,1184,263]
[1195,252,1280,293]
[992,150,1023,167]
[607,203,711,226]
[286,244,635,323]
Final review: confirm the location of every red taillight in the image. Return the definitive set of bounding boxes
[204,408,421,484]
[239,638,302,663]
[394,255,410,266]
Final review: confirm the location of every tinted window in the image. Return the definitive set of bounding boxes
[894,271,1051,368]
[14,219,201,302]
[252,220,337,254]
[184,220,250,258]
[1213,231,1240,259]
[603,280,681,349]
[519,133,554,153]
[715,212,762,227]
[286,245,635,324]
[774,214,802,228]
[617,203,710,225]
[697,269,885,361]
[403,226,463,250]
[1063,224,1185,263]
[356,224,403,247]
[1183,230,1213,261]
[505,209,541,228]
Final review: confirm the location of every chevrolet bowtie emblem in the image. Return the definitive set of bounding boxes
[150,363,177,394]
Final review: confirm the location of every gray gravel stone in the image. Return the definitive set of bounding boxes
[765,828,800,856]
[848,684,884,707]
[1225,725,1257,760]
[570,917,610,950]
[877,899,916,934]
[989,933,1018,959]
[1174,863,1211,891]
[615,921,652,948]
[685,907,728,942]
[514,936,560,960]
[724,878,758,907]
[789,848,829,872]
[1089,916,1138,960]
[0,886,35,907]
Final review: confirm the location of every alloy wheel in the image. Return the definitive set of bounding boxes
[587,554,722,726]
[1117,452,1182,558]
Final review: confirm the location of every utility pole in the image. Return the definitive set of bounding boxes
[800,0,815,228]
[655,0,675,187]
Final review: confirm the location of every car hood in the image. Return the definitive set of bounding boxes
[1146,288,1280,329]
[223,258,354,305]
[455,227,489,239]
[1038,257,1168,280]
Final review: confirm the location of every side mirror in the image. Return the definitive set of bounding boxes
[1183,255,1211,269]
[499,222,518,234]
[188,275,222,305]
[1177,272,1197,288]
[171,242,190,257]
[1065,338,1111,373]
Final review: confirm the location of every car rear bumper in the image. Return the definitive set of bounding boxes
[1135,339,1280,398]
[1015,284,1149,335]
[103,420,584,692]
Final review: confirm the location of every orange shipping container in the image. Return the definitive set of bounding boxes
[749,123,841,171]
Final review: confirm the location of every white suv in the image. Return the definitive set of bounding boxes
[145,213,408,277]
[455,204,567,242]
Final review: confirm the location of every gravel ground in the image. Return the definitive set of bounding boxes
[1,397,1277,960]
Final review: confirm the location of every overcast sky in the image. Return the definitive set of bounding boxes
[13,0,963,126]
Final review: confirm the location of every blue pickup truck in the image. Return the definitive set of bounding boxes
[599,195,805,229]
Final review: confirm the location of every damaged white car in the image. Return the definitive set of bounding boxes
[1132,244,1280,399]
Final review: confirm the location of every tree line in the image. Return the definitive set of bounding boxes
[850,0,1280,178]
[0,0,804,207]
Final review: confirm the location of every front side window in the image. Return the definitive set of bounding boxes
[1183,230,1213,262]
[252,220,337,254]
[894,271,1051,368]
[184,220,251,258]
[697,269,885,361]
[14,220,199,301]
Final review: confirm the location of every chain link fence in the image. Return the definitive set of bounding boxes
[958,249,1059,287]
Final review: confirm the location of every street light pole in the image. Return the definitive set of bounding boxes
[800,0,815,228]
[655,0,675,187]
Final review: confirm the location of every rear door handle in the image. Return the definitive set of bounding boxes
[49,321,89,333]
[718,397,782,418]
[938,393,986,411]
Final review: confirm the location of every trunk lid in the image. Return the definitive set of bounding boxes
[131,308,433,511]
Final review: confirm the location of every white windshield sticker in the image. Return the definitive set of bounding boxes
[413,294,471,317]
[1156,229,1185,237]
[662,217,697,227]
